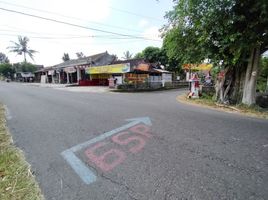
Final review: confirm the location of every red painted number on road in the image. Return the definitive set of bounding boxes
[84,142,126,172]
[130,124,152,138]
[112,131,145,153]
[84,124,152,172]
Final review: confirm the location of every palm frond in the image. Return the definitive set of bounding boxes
[7,36,37,62]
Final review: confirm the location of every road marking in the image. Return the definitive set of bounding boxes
[61,117,152,185]
[61,150,97,184]
[263,144,268,148]
[4,105,12,120]
[70,117,151,152]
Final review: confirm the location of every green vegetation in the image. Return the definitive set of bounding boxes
[178,95,268,119]
[0,53,9,64]
[8,36,37,62]
[134,46,181,73]
[0,63,15,78]
[122,50,133,60]
[0,105,43,200]
[257,57,268,92]
[163,0,268,105]
[62,53,70,62]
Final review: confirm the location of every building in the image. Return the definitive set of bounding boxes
[15,72,35,82]
[34,53,172,87]
[34,52,115,84]
[84,58,172,87]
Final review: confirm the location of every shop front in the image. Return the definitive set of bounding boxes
[80,63,130,86]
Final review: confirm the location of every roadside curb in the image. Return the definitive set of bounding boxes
[176,94,268,120]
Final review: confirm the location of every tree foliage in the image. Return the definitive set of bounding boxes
[0,53,9,64]
[0,63,14,78]
[122,51,133,60]
[12,62,37,73]
[162,0,268,105]
[134,52,144,59]
[257,56,268,92]
[62,53,70,62]
[20,62,37,72]
[8,36,37,62]
[76,52,85,59]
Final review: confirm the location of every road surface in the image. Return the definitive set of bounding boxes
[0,82,267,200]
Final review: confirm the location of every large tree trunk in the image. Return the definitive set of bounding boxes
[242,46,260,105]
[215,67,233,104]
[230,65,246,104]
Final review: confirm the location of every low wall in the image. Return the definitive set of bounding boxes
[117,81,189,91]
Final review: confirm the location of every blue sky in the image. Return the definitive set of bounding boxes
[0,0,174,66]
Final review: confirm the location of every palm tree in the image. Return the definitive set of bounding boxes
[122,50,133,60]
[62,53,70,62]
[76,52,85,59]
[8,36,37,62]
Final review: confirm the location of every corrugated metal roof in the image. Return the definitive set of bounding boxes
[53,52,114,69]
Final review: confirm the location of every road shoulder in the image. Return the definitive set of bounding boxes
[177,94,268,119]
[0,104,44,200]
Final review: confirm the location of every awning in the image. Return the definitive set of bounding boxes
[64,67,77,73]
[86,63,130,74]
[153,69,171,73]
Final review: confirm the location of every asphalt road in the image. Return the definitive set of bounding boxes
[0,82,267,200]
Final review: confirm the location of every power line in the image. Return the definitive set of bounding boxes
[0,29,159,40]
[0,32,160,41]
[0,1,145,34]
[0,7,161,42]
[109,6,164,22]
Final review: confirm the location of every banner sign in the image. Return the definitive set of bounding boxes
[87,63,130,74]
[183,64,213,71]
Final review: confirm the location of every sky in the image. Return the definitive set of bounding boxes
[0,0,174,66]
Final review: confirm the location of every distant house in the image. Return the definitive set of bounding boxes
[34,52,115,84]
[15,72,35,82]
[34,52,172,87]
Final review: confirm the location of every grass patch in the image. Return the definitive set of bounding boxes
[177,94,268,119]
[0,105,44,200]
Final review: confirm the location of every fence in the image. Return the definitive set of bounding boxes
[117,81,189,91]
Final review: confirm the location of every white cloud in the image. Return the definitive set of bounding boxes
[138,19,149,28]
[143,26,162,41]
[0,0,111,66]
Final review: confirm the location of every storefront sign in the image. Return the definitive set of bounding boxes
[183,64,213,71]
[87,63,130,74]
[64,67,77,73]
[125,73,148,83]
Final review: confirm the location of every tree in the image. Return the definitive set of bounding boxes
[142,46,168,64]
[162,0,268,105]
[20,62,37,72]
[0,52,9,64]
[122,51,133,60]
[111,54,119,61]
[76,52,85,59]
[134,52,144,59]
[8,36,37,62]
[0,63,14,78]
[134,46,181,72]
[257,56,268,92]
[62,53,70,62]
[11,62,37,73]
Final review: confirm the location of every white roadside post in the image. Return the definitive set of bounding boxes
[67,72,70,84]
